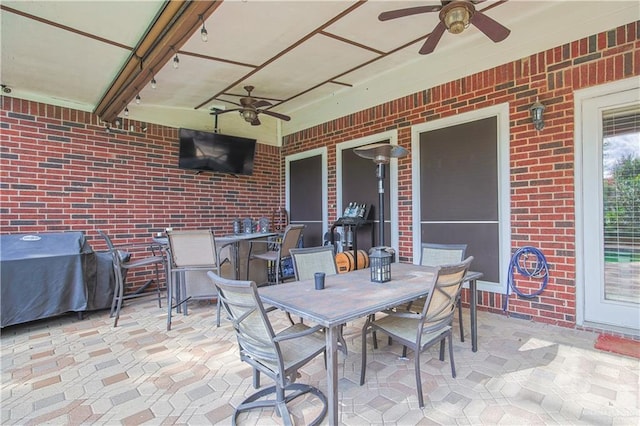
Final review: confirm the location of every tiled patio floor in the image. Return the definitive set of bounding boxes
[2,296,639,425]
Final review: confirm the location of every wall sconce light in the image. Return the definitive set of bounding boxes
[530,97,545,131]
[173,52,180,69]
[150,77,157,89]
[135,94,141,104]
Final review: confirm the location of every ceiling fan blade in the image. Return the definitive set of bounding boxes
[470,10,510,43]
[379,5,442,21]
[217,99,242,108]
[210,108,242,115]
[251,117,261,126]
[259,109,291,121]
[253,100,272,108]
[419,21,447,55]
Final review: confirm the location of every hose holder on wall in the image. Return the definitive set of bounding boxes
[503,246,549,313]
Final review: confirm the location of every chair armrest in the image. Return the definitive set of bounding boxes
[112,242,159,251]
[149,244,166,257]
[382,311,422,320]
[217,242,233,265]
[273,324,324,342]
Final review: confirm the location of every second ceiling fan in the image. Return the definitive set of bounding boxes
[211,85,291,126]
[379,0,510,55]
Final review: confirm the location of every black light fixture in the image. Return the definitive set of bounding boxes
[124,107,129,116]
[150,77,157,89]
[173,52,180,69]
[199,15,208,42]
[530,97,545,131]
[354,142,409,248]
[135,94,141,104]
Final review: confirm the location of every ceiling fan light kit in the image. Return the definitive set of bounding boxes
[441,2,472,34]
[379,0,510,55]
[241,109,257,123]
[210,85,291,126]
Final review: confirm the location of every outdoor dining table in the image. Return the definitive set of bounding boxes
[259,262,483,425]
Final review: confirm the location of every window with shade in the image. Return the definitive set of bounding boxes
[602,106,640,303]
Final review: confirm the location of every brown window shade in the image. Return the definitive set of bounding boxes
[419,116,499,283]
[420,117,498,222]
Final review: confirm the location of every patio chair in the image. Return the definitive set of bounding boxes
[360,256,473,408]
[166,229,224,330]
[401,243,468,341]
[207,271,327,426]
[290,245,348,354]
[290,245,337,281]
[97,230,165,328]
[247,223,305,285]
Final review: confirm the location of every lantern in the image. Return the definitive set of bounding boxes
[369,246,391,283]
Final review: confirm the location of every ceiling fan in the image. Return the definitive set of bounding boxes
[210,85,291,126]
[379,0,510,55]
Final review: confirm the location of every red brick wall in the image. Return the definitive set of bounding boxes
[0,98,282,254]
[1,22,637,327]
[282,22,639,327]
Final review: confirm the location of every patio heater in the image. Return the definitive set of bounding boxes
[354,143,409,248]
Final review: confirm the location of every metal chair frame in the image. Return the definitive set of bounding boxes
[289,245,338,281]
[208,271,327,425]
[97,230,165,327]
[166,229,223,330]
[289,245,349,354]
[420,243,468,341]
[360,257,473,408]
[247,224,305,285]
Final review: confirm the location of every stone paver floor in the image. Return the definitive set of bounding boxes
[2,296,639,425]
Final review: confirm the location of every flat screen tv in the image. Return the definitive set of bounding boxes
[178,128,257,175]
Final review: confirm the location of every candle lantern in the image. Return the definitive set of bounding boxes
[369,246,391,283]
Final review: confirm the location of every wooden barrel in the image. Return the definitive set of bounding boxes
[335,250,369,273]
